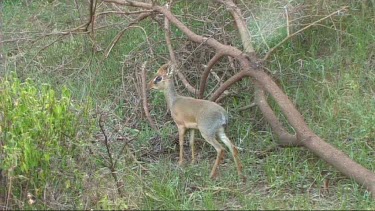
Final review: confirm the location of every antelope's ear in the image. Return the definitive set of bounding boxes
[157,63,170,75]
[167,63,175,76]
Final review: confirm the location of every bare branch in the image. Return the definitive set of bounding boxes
[98,114,124,197]
[238,102,256,111]
[217,0,254,54]
[164,2,197,95]
[104,12,151,58]
[140,61,158,131]
[198,52,224,99]
[209,70,247,102]
[164,2,176,64]
[284,5,290,36]
[96,10,153,16]
[102,0,153,9]
[86,0,98,33]
[220,0,299,147]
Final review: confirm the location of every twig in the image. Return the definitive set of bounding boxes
[249,10,270,50]
[24,35,65,70]
[86,0,97,32]
[238,102,256,111]
[98,114,124,197]
[102,0,152,9]
[140,61,158,131]
[104,12,151,58]
[217,0,254,53]
[284,5,290,36]
[96,10,153,16]
[262,6,349,61]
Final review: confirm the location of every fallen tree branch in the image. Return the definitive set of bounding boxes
[218,0,299,147]
[253,85,299,146]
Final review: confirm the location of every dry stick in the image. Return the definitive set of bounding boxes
[208,70,248,102]
[104,12,151,58]
[86,0,97,32]
[24,35,65,71]
[262,6,349,61]
[198,52,224,99]
[238,102,256,111]
[164,2,197,95]
[91,0,97,36]
[5,168,14,211]
[103,0,152,8]
[114,137,134,167]
[140,61,158,131]
[284,5,290,36]
[96,9,153,16]
[217,0,254,54]
[105,0,375,197]
[98,114,124,197]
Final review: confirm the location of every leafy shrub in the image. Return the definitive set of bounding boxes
[0,74,93,209]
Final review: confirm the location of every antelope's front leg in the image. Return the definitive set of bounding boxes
[177,126,186,166]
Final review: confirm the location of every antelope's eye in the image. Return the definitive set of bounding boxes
[154,76,162,84]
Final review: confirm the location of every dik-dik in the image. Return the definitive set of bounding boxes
[149,63,244,181]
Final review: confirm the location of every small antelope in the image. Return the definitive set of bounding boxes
[149,63,244,181]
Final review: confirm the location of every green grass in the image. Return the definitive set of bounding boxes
[1,0,375,209]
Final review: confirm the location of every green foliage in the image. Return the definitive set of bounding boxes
[0,74,93,209]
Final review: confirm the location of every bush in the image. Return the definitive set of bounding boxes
[0,74,93,209]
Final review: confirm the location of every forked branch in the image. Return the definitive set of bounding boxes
[217,0,299,146]
[98,114,124,197]
[104,12,152,58]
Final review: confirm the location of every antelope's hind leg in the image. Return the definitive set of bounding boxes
[189,129,196,164]
[217,128,246,182]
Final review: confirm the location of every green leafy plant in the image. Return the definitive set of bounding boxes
[0,74,93,209]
